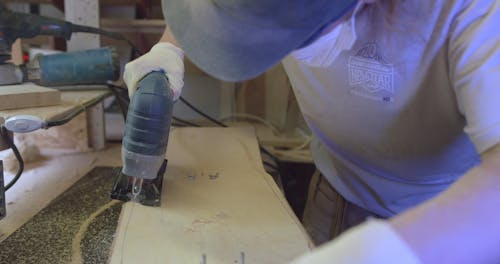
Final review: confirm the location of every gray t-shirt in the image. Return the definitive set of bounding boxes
[282,0,500,217]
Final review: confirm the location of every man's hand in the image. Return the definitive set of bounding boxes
[291,219,420,264]
[123,42,184,100]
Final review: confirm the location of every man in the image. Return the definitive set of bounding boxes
[124,0,500,262]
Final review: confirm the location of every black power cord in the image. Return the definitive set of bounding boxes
[263,160,278,171]
[105,83,281,175]
[45,94,109,128]
[179,96,227,127]
[106,83,203,128]
[106,83,129,119]
[172,116,200,127]
[178,96,281,167]
[1,126,24,191]
[171,122,187,127]
[45,108,84,127]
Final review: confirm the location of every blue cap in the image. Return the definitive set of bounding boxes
[162,0,358,81]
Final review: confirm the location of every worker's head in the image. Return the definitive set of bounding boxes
[162,0,359,81]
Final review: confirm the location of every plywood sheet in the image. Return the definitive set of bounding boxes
[109,127,312,264]
[0,84,61,110]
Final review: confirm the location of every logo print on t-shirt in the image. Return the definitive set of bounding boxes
[348,42,394,102]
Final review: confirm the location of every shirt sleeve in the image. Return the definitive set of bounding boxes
[289,219,421,264]
[448,0,500,153]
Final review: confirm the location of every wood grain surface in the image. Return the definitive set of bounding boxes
[109,127,312,264]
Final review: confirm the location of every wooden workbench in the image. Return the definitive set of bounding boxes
[0,86,112,242]
[0,88,110,121]
[0,127,312,263]
[0,87,111,151]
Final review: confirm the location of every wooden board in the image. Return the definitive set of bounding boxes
[0,89,109,121]
[101,19,165,34]
[109,127,312,263]
[0,84,61,110]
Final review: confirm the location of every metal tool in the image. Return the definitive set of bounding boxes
[0,3,119,86]
[111,71,174,206]
[21,47,118,86]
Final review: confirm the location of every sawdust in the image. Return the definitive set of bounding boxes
[70,200,121,264]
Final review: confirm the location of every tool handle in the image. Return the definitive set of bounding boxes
[0,5,73,44]
[121,71,173,179]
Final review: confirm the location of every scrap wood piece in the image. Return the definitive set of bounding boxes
[0,83,61,111]
[109,127,312,264]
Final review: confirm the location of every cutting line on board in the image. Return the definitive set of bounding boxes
[120,202,137,264]
[71,199,121,264]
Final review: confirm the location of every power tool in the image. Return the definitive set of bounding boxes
[111,71,174,206]
[0,3,123,86]
[1,47,119,86]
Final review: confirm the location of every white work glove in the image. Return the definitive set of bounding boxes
[291,219,421,264]
[123,42,184,100]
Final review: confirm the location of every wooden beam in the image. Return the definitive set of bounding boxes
[64,0,105,150]
[10,39,24,65]
[86,101,106,152]
[109,127,312,263]
[0,117,9,151]
[100,19,165,34]
[64,0,99,51]
[264,64,293,131]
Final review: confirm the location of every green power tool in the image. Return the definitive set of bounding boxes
[21,47,118,86]
[111,71,174,206]
[0,3,121,86]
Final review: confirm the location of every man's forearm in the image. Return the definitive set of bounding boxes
[390,144,500,263]
[159,27,181,48]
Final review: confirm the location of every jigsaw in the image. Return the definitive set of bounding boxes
[111,71,174,206]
